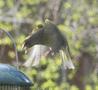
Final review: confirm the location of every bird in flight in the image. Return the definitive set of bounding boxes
[22,19,75,69]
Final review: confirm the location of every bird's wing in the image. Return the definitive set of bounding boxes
[23,45,50,67]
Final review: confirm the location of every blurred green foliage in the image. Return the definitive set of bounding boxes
[0,0,98,90]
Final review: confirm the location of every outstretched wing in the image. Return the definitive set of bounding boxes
[23,45,50,67]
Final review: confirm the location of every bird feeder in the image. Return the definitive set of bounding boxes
[0,64,32,90]
[0,29,33,90]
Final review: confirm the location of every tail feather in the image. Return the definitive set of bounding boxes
[60,50,75,69]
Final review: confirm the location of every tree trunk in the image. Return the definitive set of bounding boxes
[72,51,94,90]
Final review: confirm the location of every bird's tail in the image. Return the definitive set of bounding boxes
[60,49,75,69]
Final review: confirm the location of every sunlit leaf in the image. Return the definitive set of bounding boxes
[64,2,71,9]
[85,85,92,90]
[70,85,79,90]
[0,0,4,8]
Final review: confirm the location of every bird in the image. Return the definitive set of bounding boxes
[22,19,75,69]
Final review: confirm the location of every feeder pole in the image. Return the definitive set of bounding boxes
[0,29,19,69]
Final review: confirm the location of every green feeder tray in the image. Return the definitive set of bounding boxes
[0,64,33,90]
